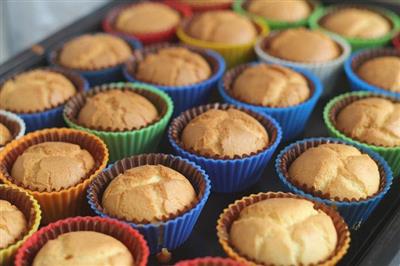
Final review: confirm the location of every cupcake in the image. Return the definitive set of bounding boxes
[0,110,25,149]
[15,216,149,266]
[123,44,225,116]
[175,257,243,266]
[218,62,322,140]
[309,5,400,50]
[217,192,350,265]
[0,128,108,224]
[0,68,88,132]
[103,1,191,44]
[178,0,232,12]
[48,33,142,86]
[0,186,41,266]
[177,10,268,68]
[234,0,320,30]
[64,82,173,162]
[255,28,351,96]
[324,92,400,177]
[168,103,282,193]
[87,153,211,254]
[275,137,393,229]
[344,48,400,98]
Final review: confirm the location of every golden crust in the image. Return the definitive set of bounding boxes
[0,199,27,249]
[248,0,311,22]
[0,123,12,145]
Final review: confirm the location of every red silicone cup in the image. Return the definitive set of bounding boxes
[175,257,245,266]
[15,216,149,266]
[184,1,232,12]
[393,32,400,51]
[102,0,192,45]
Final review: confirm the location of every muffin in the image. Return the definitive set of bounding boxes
[32,231,134,266]
[0,69,76,113]
[11,141,95,192]
[0,123,12,146]
[230,197,338,265]
[231,64,310,107]
[0,199,27,249]
[136,47,211,86]
[321,8,391,39]
[77,89,159,131]
[289,143,380,200]
[181,108,269,158]
[247,0,312,22]
[59,33,132,70]
[336,97,400,147]
[356,56,400,93]
[187,11,257,45]
[266,28,341,63]
[102,164,196,222]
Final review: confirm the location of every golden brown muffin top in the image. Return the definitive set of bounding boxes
[336,97,400,147]
[59,34,132,70]
[182,109,269,158]
[232,64,310,107]
[267,28,341,63]
[0,199,27,249]
[357,56,400,92]
[0,123,12,146]
[11,142,95,192]
[230,198,337,265]
[0,69,76,113]
[102,165,196,222]
[136,47,211,86]
[32,231,134,266]
[322,8,391,39]
[289,143,380,200]
[78,90,159,131]
[187,11,257,45]
[116,2,180,34]
[248,0,312,22]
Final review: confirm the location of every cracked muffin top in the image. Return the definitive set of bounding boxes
[11,142,95,192]
[59,33,132,70]
[0,199,27,249]
[247,0,312,22]
[136,47,211,86]
[289,143,380,200]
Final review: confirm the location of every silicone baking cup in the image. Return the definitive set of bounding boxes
[309,4,400,50]
[0,110,25,149]
[177,16,269,68]
[0,128,109,224]
[87,153,211,254]
[103,0,192,44]
[64,82,173,162]
[14,216,149,266]
[324,91,400,177]
[47,32,142,86]
[0,185,41,266]
[255,31,351,97]
[233,0,321,30]
[217,192,350,265]
[344,48,400,98]
[0,67,88,132]
[275,137,393,229]
[182,0,232,12]
[393,32,400,50]
[168,103,282,193]
[123,43,225,116]
[218,62,322,141]
[175,257,243,266]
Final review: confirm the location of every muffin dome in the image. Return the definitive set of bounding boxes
[0,123,12,145]
[247,0,311,22]
[0,199,27,249]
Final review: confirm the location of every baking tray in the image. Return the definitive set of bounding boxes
[0,1,399,266]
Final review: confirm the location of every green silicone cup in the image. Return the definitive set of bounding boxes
[309,5,400,51]
[64,82,173,162]
[233,0,321,30]
[323,91,400,178]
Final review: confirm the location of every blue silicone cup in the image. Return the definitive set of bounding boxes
[87,153,211,254]
[0,67,89,132]
[344,48,400,99]
[123,43,226,116]
[168,103,282,193]
[218,62,323,141]
[47,33,142,86]
[275,137,393,230]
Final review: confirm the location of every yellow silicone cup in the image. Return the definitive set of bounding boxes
[177,17,269,68]
[0,185,41,266]
[0,128,109,224]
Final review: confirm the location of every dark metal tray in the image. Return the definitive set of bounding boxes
[0,1,399,265]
